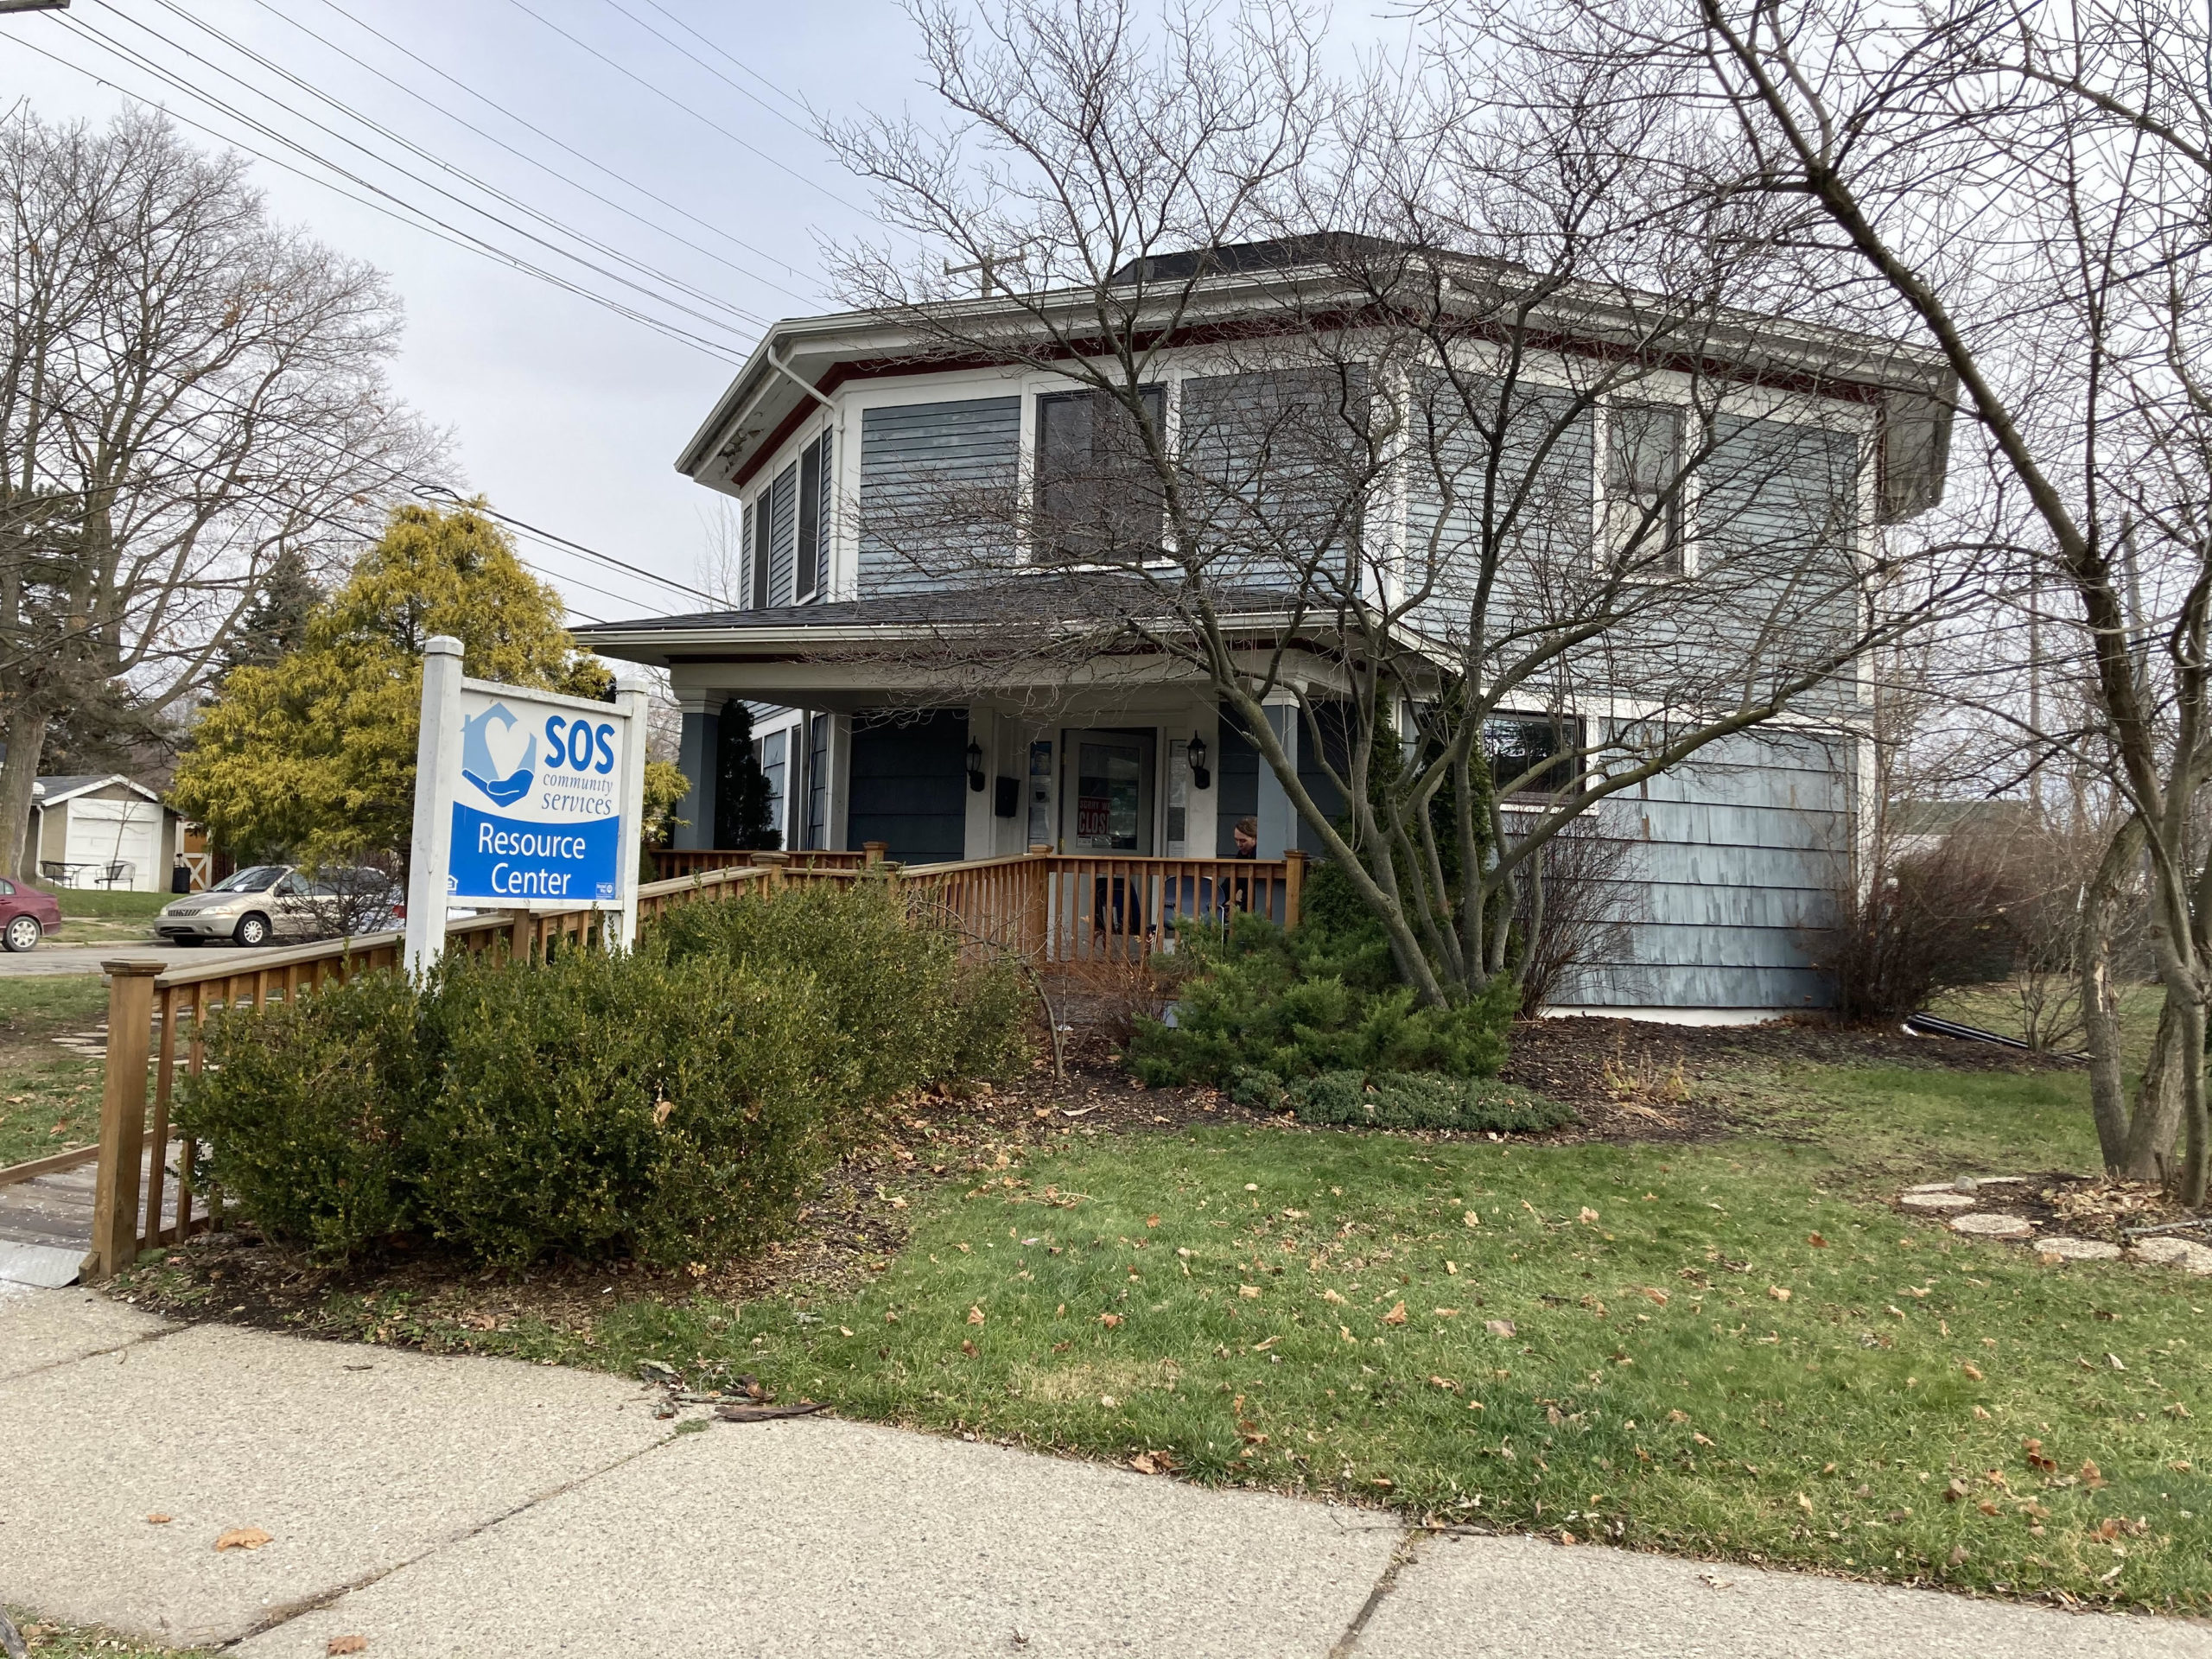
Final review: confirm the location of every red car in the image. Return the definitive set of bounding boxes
[0,877,62,952]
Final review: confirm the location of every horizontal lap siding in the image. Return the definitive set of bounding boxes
[858,397,1021,595]
[1557,731,1851,1010]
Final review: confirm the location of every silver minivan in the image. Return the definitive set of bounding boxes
[155,864,400,948]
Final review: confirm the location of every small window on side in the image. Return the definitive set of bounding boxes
[1484,715,1581,797]
[1604,404,1687,575]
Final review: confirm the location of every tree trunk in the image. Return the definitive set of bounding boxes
[2124,995,2188,1183]
[0,708,49,882]
[2079,818,2141,1173]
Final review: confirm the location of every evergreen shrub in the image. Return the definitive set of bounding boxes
[1126,868,1516,1092]
[180,886,1027,1267]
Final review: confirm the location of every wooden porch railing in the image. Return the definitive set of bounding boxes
[67,846,1301,1280]
[650,845,879,881]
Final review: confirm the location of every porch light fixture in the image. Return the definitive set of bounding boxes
[1187,734,1211,791]
[966,737,986,791]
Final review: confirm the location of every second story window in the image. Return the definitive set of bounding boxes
[1033,385,1165,563]
[1484,713,1582,796]
[795,429,830,602]
[1603,404,1687,575]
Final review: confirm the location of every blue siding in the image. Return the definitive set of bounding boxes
[858,397,1020,594]
[1550,728,1853,1011]
[766,463,798,607]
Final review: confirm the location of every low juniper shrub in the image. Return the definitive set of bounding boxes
[1126,877,1516,1090]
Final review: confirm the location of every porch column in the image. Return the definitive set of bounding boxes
[1255,699,1297,861]
[674,701,721,850]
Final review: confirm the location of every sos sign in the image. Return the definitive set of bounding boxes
[405,638,652,971]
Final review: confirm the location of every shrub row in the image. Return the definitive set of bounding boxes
[179,884,1026,1267]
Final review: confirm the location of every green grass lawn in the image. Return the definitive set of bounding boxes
[0,976,109,1167]
[48,887,171,944]
[121,1040,2212,1614]
[416,1055,2204,1614]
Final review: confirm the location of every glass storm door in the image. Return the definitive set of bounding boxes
[1062,731,1155,855]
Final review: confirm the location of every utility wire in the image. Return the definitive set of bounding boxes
[632,0,815,121]
[500,0,875,219]
[232,0,817,303]
[300,0,817,286]
[130,0,778,330]
[80,4,764,346]
[599,0,819,137]
[21,21,753,365]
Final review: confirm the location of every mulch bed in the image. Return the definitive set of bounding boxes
[109,1014,2078,1344]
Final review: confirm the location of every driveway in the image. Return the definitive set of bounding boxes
[0,941,266,978]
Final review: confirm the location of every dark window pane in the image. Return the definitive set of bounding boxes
[797,434,824,600]
[1034,386,1165,563]
[1484,715,1581,795]
[746,498,766,609]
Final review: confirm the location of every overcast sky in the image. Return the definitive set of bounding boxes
[3,2,1408,628]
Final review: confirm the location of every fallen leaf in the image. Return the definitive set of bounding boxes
[1961,1362,1984,1381]
[1579,1207,1600,1224]
[2106,1353,2126,1372]
[1796,1493,1814,1513]
[651,1098,674,1127]
[1484,1319,1516,1338]
[327,1638,367,1656]
[1382,1301,1408,1325]
[1252,1335,1279,1351]
[1239,1284,1262,1300]
[1319,1287,1347,1305]
[1099,1313,1122,1328]
[1943,1478,1967,1503]
[1693,1432,1715,1447]
[1146,1215,1160,1228]
[1639,1287,1669,1306]
[1948,1544,1968,1567]
[1428,1375,1459,1390]
[1433,1307,1460,1318]
[1668,1409,1689,1424]
[1100,1394,1118,1408]
[146,1513,172,1524]
[1808,1233,1828,1248]
[884,1311,899,1324]
[2080,1459,2105,1488]
[837,1326,853,1338]
[1129,1452,1160,1475]
[1464,1211,1481,1228]
[960,1339,977,1356]
[967,1306,986,1325]
[1768,1286,1791,1303]
[2023,1439,2057,1472]
[214,1527,272,1552]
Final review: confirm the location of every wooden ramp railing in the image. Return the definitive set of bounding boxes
[68,846,1303,1280]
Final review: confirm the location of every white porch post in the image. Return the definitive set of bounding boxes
[963,707,996,860]
[1255,698,1298,861]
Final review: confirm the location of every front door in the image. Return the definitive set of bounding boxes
[1060,730,1156,855]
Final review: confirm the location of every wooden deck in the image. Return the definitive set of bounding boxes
[0,1141,183,1287]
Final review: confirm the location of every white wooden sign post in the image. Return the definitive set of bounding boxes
[404,635,651,972]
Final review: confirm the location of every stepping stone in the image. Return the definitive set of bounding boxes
[2131,1236,2212,1274]
[2032,1236,2121,1262]
[1949,1212,2034,1239]
[1899,1191,1977,1214]
[1905,1182,1962,1194]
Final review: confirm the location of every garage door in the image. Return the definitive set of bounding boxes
[65,798,162,891]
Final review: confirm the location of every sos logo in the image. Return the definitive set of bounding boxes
[543,715,617,775]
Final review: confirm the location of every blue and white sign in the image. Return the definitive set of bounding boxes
[405,636,651,970]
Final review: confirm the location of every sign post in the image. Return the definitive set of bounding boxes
[404,634,651,973]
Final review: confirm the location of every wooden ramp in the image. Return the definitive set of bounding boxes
[0,1141,184,1287]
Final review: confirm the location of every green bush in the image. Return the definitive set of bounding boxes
[1127,906,1516,1089]
[1262,1068,1575,1133]
[180,885,1029,1268]
[178,969,435,1261]
[412,948,830,1268]
[648,881,1027,1118]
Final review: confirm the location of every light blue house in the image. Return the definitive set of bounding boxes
[581,238,1954,1020]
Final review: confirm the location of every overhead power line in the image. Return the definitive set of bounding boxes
[500,0,876,219]
[253,0,819,296]
[80,3,764,345]
[16,21,753,365]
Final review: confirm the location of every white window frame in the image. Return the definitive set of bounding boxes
[1593,395,1700,582]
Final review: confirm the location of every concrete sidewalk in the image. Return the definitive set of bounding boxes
[3,1285,2204,1659]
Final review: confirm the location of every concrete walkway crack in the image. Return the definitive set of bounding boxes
[228,1421,709,1646]
[1326,1527,1419,1657]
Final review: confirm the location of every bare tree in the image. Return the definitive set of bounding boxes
[1525,0,2212,1195]
[0,107,441,879]
[817,0,1960,1014]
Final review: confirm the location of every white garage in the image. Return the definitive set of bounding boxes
[26,775,183,892]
